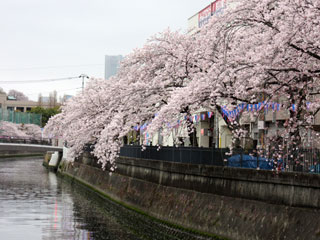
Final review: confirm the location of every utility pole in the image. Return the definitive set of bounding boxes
[79,74,89,93]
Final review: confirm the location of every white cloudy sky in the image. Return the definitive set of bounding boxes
[0,0,211,101]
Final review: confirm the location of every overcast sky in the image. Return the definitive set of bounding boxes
[0,0,211,101]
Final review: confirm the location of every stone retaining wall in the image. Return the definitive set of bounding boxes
[59,156,320,240]
[116,157,320,208]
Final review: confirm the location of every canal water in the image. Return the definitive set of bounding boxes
[0,157,217,240]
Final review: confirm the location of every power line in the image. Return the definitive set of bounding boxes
[0,63,103,71]
[26,87,82,96]
[0,76,80,84]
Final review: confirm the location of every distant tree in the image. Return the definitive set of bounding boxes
[0,87,6,94]
[49,90,58,108]
[8,89,28,101]
[30,106,61,127]
[38,93,43,107]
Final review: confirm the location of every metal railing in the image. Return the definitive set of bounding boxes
[0,135,52,145]
[119,145,320,174]
[120,145,227,166]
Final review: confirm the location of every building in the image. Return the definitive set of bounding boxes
[0,92,53,112]
[188,0,228,34]
[104,55,123,80]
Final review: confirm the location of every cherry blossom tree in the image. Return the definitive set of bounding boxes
[45,0,320,170]
[8,89,29,101]
[151,1,319,135]
[45,30,197,168]
[0,121,41,138]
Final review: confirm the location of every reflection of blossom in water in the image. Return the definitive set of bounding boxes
[54,200,57,229]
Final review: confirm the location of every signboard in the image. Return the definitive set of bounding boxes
[258,121,265,130]
[196,0,228,29]
[198,4,212,28]
[212,0,227,16]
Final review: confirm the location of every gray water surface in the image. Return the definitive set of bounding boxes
[0,158,217,240]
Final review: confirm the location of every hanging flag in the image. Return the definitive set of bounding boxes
[207,111,213,118]
[292,104,296,111]
[277,104,280,111]
[145,132,150,145]
[201,114,206,121]
[306,102,310,109]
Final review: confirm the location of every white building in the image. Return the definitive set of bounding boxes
[104,55,123,80]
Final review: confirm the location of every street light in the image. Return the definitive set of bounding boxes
[79,74,89,93]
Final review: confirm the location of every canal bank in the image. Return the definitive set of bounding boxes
[0,150,43,159]
[56,154,320,240]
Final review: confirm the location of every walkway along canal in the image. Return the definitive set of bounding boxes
[0,157,220,240]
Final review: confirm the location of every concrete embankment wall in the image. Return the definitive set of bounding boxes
[0,150,43,158]
[59,155,320,240]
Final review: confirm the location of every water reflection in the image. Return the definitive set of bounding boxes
[0,158,215,240]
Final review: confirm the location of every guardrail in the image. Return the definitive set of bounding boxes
[119,145,320,174]
[120,145,227,166]
[0,135,52,146]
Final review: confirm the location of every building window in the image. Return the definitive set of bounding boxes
[7,106,14,111]
[16,107,24,112]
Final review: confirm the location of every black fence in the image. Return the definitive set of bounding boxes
[120,145,227,166]
[0,135,52,145]
[285,148,320,173]
[119,145,320,174]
